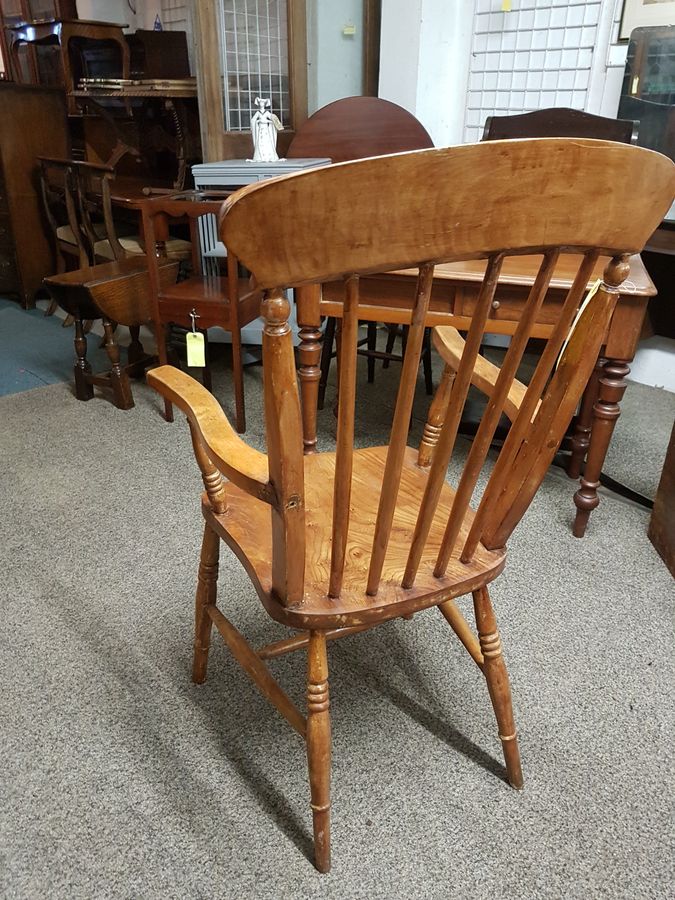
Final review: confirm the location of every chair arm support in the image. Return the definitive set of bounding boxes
[147,365,273,503]
[432,326,527,422]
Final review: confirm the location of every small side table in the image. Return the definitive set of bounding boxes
[192,157,331,346]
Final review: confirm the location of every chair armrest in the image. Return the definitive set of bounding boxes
[432,326,527,422]
[146,366,273,503]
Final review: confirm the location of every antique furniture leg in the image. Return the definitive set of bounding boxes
[422,327,434,395]
[318,316,336,410]
[297,284,322,454]
[126,324,148,377]
[567,355,605,479]
[73,316,94,401]
[366,322,377,383]
[473,586,523,789]
[103,318,134,410]
[383,323,398,368]
[572,358,630,537]
[231,321,246,434]
[306,630,331,873]
[193,522,220,684]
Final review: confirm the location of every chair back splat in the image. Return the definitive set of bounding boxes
[214,139,674,607]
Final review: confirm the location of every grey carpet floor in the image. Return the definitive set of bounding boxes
[0,354,674,899]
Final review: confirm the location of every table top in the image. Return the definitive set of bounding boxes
[389,253,655,297]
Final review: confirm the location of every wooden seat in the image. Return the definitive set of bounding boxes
[141,193,261,432]
[208,444,504,628]
[146,139,675,873]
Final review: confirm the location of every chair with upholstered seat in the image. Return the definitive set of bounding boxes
[146,139,674,872]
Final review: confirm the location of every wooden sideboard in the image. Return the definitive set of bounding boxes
[0,82,69,307]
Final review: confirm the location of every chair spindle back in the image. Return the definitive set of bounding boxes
[218,139,675,605]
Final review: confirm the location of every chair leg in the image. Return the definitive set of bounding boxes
[383,323,397,368]
[73,315,94,401]
[193,522,220,684]
[127,324,145,370]
[366,322,377,383]
[422,327,434,395]
[472,586,523,790]
[103,318,134,410]
[231,325,246,434]
[306,631,331,873]
[318,316,335,410]
[201,330,213,392]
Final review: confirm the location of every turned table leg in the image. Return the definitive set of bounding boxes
[568,355,604,480]
[572,359,630,538]
[103,318,134,410]
[296,284,322,455]
[73,315,94,401]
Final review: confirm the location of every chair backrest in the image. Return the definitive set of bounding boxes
[38,157,127,264]
[483,107,638,144]
[218,139,674,606]
[287,96,434,162]
[38,157,90,268]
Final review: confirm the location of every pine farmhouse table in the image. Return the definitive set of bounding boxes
[295,252,656,538]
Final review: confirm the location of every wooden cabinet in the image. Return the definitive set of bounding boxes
[0,82,69,307]
[0,0,77,79]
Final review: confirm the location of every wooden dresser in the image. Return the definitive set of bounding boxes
[0,82,69,307]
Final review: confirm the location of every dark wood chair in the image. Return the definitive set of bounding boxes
[141,192,261,432]
[146,139,674,872]
[482,107,638,143]
[287,96,435,405]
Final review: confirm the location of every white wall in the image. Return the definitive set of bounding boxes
[379,0,475,146]
[76,1,138,30]
[307,0,365,114]
[379,0,632,146]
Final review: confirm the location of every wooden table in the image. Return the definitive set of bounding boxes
[295,252,656,538]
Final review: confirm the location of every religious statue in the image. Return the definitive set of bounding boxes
[250,97,284,163]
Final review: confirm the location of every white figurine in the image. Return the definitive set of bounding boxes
[250,97,284,162]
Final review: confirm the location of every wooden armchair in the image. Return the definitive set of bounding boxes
[146,140,674,872]
[141,192,261,432]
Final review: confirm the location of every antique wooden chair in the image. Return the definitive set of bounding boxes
[146,139,674,872]
[141,193,261,432]
[482,107,638,143]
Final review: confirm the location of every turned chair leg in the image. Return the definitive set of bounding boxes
[472,586,523,790]
[73,315,94,401]
[422,327,433,395]
[231,325,246,434]
[382,323,398,368]
[127,324,145,371]
[193,523,220,684]
[318,316,336,410]
[366,322,377,383]
[103,318,134,410]
[306,631,331,873]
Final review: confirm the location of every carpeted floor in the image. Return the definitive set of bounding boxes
[0,343,674,899]
[0,299,109,397]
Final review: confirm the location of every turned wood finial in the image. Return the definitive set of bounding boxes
[602,254,630,290]
[262,289,291,336]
